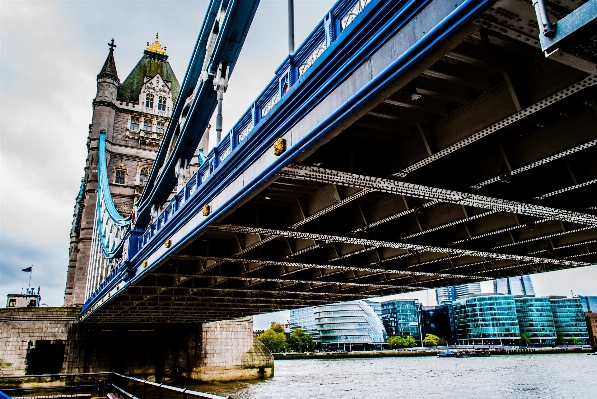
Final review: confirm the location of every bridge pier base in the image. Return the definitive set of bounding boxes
[0,308,273,383]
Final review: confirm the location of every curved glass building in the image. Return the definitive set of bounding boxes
[314,300,387,350]
[550,297,589,344]
[453,294,520,345]
[514,296,556,345]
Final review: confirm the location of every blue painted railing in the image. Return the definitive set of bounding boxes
[135,0,376,255]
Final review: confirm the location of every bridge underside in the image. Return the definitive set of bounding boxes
[93,1,596,323]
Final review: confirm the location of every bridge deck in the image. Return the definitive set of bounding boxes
[83,0,597,323]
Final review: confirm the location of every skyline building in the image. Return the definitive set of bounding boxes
[514,296,556,345]
[436,282,482,304]
[420,304,457,344]
[494,275,536,296]
[550,297,589,344]
[577,296,597,313]
[380,299,421,342]
[452,294,521,345]
[290,300,387,350]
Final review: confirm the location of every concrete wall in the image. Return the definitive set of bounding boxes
[0,308,272,383]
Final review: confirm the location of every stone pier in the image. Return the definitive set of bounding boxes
[0,308,273,382]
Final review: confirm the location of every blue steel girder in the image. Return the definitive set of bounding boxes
[79,0,501,322]
[539,0,597,54]
[133,0,260,229]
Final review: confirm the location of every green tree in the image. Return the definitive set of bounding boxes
[270,322,285,333]
[258,325,287,352]
[555,332,565,345]
[388,336,416,349]
[519,333,531,347]
[288,328,315,352]
[568,336,580,345]
[423,333,441,347]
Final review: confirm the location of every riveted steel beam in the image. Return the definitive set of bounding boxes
[278,164,597,226]
[210,224,590,267]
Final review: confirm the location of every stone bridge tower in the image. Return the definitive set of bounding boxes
[64,36,181,306]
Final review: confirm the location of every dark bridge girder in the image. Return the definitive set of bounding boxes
[87,0,597,323]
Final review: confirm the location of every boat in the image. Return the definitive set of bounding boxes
[437,348,456,357]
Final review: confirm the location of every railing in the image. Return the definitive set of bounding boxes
[0,372,229,399]
[135,0,374,255]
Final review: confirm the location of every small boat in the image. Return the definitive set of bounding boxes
[437,348,456,357]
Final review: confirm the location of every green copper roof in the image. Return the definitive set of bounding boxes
[117,51,180,104]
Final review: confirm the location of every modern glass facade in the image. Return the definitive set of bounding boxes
[578,296,597,313]
[514,296,556,345]
[494,275,535,296]
[289,306,320,342]
[314,300,387,349]
[452,294,520,344]
[421,304,457,344]
[550,297,589,344]
[381,299,421,342]
[436,282,481,304]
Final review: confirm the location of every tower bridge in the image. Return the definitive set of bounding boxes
[70,0,597,324]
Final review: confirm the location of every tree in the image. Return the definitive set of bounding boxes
[270,322,285,333]
[388,336,416,349]
[423,334,442,347]
[258,325,287,352]
[555,332,565,345]
[519,333,531,347]
[568,336,580,345]
[288,328,315,352]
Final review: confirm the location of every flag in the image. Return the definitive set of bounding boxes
[22,267,32,272]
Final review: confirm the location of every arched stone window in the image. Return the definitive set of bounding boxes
[139,167,150,186]
[158,96,167,111]
[114,170,125,185]
[143,119,153,131]
[130,117,139,131]
[145,93,154,108]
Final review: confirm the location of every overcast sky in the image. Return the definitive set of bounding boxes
[0,1,595,324]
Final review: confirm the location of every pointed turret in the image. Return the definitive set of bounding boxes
[97,39,119,82]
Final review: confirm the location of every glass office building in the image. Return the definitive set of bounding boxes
[314,300,387,350]
[289,306,320,342]
[550,297,589,344]
[494,275,535,296]
[514,296,556,345]
[578,296,597,313]
[381,299,421,342]
[436,282,481,304]
[421,304,457,344]
[452,294,520,345]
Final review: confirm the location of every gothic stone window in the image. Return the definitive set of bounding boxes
[143,119,153,131]
[114,169,125,185]
[139,167,150,186]
[158,96,167,111]
[145,93,154,108]
[130,116,139,131]
[157,122,165,134]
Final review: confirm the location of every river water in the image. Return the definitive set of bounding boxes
[190,353,597,398]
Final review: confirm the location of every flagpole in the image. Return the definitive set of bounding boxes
[29,266,32,289]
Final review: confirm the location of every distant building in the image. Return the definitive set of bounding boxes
[436,282,481,304]
[290,301,386,350]
[577,296,597,313]
[314,300,387,350]
[550,297,589,344]
[452,294,520,345]
[420,304,456,344]
[585,312,597,348]
[6,288,41,308]
[514,296,556,345]
[494,275,535,296]
[381,299,421,343]
[289,306,320,342]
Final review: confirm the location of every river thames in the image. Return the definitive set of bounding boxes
[191,353,596,398]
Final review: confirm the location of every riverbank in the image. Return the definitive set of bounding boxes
[273,347,594,360]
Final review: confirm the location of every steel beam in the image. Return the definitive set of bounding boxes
[278,164,597,226]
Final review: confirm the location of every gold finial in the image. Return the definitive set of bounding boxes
[146,32,167,55]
